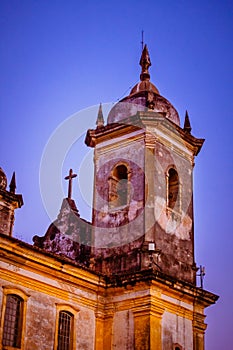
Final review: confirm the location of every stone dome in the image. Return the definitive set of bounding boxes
[0,167,7,190]
[107,45,180,126]
[130,79,159,95]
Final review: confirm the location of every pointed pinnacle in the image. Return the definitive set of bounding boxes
[184,110,192,133]
[140,44,151,81]
[9,172,16,193]
[96,103,104,128]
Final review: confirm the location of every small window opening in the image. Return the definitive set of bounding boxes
[2,294,23,348]
[168,168,179,210]
[109,164,128,208]
[57,310,73,350]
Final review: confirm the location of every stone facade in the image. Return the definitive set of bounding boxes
[0,45,218,350]
[0,234,96,350]
[0,233,217,350]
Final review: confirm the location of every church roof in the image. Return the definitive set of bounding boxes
[107,45,180,126]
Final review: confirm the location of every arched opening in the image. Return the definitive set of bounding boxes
[167,168,180,210]
[173,344,182,350]
[109,164,129,208]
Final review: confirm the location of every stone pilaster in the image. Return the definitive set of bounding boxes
[193,311,207,350]
[133,304,164,350]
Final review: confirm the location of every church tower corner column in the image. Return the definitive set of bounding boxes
[133,303,164,350]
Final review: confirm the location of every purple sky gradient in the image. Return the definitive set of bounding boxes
[0,1,232,348]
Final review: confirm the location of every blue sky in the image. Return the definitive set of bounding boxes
[0,1,233,348]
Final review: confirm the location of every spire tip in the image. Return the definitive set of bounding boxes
[184,110,192,133]
[96,103,104,128]
[9,171,16,193]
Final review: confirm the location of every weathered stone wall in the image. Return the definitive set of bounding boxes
[112,310,134,349]
[0,203,13,236]
[92,135,146,273]
[151,138,195,283]
[90,118,196,282]
[0,235,217,350]
[26,292,56,349]
[33,198,91,266]
[93,136,145,227]
[0,179,23,237]
[0,258,96,350]
[162,311,193,350]
[25,291,95,350]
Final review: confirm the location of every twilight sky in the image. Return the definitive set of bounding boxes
[0,1,233,348]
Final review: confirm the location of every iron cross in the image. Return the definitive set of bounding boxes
[65,168,77,199]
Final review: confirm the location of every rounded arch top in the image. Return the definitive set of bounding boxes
[165,164,178,176]
[110,162,131,178]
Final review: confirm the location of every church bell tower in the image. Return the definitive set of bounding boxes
[86,45,203,284]
[85,45,218,350]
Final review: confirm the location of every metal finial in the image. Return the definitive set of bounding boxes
[139,44,151,81]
